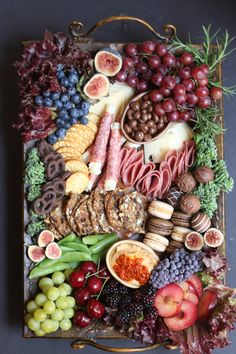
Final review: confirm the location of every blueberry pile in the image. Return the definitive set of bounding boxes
[34,64,91,144]
[149,248,204,289]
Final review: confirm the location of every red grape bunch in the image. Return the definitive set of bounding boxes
[69,261,110,328]
[116,41,222,123]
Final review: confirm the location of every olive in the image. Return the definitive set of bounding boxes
[146,100,152,106]
[143,94,149,100]
[130,131,135,138]
[124,123,132,134]
[141,113,148,122]
[141,109,147,114]
[144,133,152,142]
[130,102,140,111]
[147,113,152,120]
[135,131,144,142]
[147,120,154,128]
[137,123,149,133]
[148,126,158,135]
[128,119,138,128]
[147,106,153,113]
[133,111,141,120]
[152,113,159,123]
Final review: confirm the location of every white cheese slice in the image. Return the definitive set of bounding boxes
[144,121,194,164]
[89,82,134,119]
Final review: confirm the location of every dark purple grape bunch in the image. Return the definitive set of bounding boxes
[34,64,91,144]
[116,41,223,123]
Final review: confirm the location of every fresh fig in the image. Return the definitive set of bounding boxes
[204,228,224,247]
[45,242,62,260]
[185,232,204,251]
[28,245,45,262]
[37,230,55,248]
[83,74,109,100]
[94,48,122,76]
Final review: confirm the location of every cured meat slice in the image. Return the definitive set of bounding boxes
[159,162,172,198]
[104,122,122,191]
[89,104,114,177]
[184,140,196,167]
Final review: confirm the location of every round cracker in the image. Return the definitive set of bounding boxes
[65,172,89,195]
[65,159,89,175]
[87,112,101,126]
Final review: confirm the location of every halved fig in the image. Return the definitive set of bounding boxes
[37,230,55,248]
[94,48,122,76]
[45,242,62,260]
[28,245,45,262]
[204,228,224,247]
[185,232,204,251]
[83,74,109,100]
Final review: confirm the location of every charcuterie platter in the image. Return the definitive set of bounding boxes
[14,16,236,353]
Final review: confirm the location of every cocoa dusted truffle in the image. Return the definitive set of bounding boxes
[194,166,214,184]
[179,194,201,215]
[177,173,197,193]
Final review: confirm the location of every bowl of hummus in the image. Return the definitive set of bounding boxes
[106,240,159,288]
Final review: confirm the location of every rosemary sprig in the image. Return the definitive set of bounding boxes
[192,107,224,136]
[208,80,236,96]
[172,25,236,86]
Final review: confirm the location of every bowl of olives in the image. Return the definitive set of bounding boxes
[121,91,170,144]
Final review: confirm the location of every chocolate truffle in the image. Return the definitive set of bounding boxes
[194,166,214,184]
[165,187,184,208]
[177,173,197,193]
[191,212,211,233]
[179,194,201,215]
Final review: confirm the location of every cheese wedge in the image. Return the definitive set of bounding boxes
[144,121,194,164]
[89,82,134,119]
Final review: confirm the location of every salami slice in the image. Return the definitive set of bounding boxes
[104,122,122,191]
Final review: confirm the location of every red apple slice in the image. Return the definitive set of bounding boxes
[179,282,199,305]
[187,275,203,298]
[164,300,198,331]
[186,292,199,306]
[198,290,217,321]
[154,284,184,318]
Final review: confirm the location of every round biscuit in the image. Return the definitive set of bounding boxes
[65,159,89,175]
[65,172,89,195]
[87,112,101,125]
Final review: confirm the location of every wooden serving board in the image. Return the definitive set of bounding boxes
[22,40,225,347]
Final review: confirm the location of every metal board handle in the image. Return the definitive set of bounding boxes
[69,15,176,42]
[71,338,178,352]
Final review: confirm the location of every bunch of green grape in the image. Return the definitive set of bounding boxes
[25,269,75,336]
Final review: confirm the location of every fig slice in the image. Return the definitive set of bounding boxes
[94,48,122,76]
[185,232,204,251]
[45,242,62,260]
[28,245,45,262]
[204,228,224,247]
[37,230,55,248]
[83,74,109,100]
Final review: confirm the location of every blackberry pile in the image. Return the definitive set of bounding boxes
[150,248,204,289]
[102,279,157,328]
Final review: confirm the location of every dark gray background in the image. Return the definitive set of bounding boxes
[1,0,236,353]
